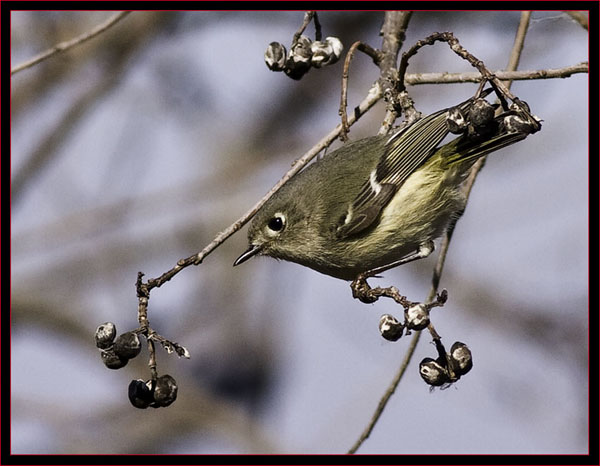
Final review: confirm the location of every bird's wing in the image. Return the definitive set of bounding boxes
[335,95,478,239]
[439,124,529,167]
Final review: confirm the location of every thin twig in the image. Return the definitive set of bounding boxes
[347,330,422,454]
[397,30,537,128]
[292,11,320,44]
[11,11,131,75]
[399,31,505,93]
[404,63,588,84]
[349,15,533,454]
[339,41,382,141]
[313,11,322,41]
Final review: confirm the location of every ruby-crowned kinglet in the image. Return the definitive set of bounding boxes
[234,86,541,280]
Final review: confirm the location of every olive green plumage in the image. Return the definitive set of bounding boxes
[235,92,540,280]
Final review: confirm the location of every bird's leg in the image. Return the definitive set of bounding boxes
[350,241,435,304]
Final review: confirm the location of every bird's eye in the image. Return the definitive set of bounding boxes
[267,214,285,233]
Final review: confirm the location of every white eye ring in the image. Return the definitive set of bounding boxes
[266,213,286,236]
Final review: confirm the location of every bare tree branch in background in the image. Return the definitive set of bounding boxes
[566,10,588,29]
[11,11,131,75]
[11,13,176,206]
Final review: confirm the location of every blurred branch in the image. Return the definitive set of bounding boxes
[11,11,131,75]
[504,11,531,83]
[11,13,174,207]
[339,12,413,140]
[566,11,588,30]
[11,377,279,454]
[347,329,421,454]
[12,70,124,205]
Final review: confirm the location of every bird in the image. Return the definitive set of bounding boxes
[234,86,541,282]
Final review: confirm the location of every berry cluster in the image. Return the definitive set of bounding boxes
[446,89,540,140]
[128,375,178,409]
[264,35,343,80]
[96,323,141,369]
[419,341,473,387]
[376,294,473,388]
[95,322,178,409]
[378,303,432,342]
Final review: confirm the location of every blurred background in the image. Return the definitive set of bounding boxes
[10,11,588,454]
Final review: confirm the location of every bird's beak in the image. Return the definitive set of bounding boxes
[233,244,262,266]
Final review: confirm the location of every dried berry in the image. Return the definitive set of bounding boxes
[264,42,287,71]
[378,314,404,341]
[406,304,430,331]
[101,349,128,370]
[128,379,154,409]
[113,332,141,360]
[419,357,449,386]
[153,375,178,407]
[95,322,116,349]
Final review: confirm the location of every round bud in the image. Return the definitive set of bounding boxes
[446,107,467,134]
[419,357,449,386]
[502,114,535,134]
[468,98,495,129]
[449,341,473,376]
[325,36,343,62]
[153,375,178,407]
[101,349,128,370]
[128,379,154,409]
[264,42,287,71]
[406,304,430,330]
[177,345,191,359]
[510,100,531,113]
[285,35,312,80]
[284,62,310,80]
[95,322,116,349]
[310,37,343,68]
[113,332,142,360]
[378,314,404,341]
[309,40,332,68]
[289,35,313,64]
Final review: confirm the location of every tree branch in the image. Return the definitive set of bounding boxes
[347,329,422,454]
[378,11,413,134]
[11,11,131,75]
[404,62,588,84]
